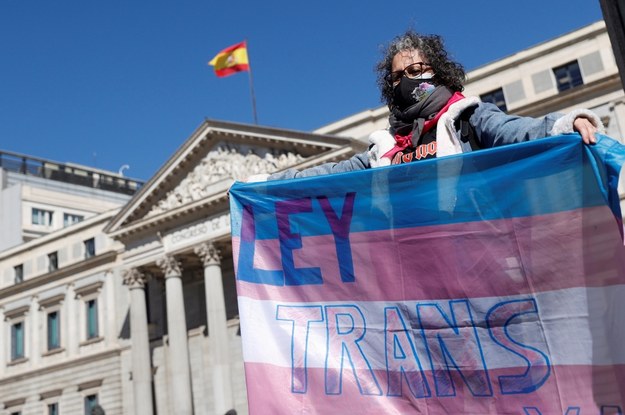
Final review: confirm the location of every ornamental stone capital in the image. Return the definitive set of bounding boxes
[194,242,221,267]
[122,268,150,289]
[157,255,182,278]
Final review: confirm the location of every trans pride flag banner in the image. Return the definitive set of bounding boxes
[229,135,625,415]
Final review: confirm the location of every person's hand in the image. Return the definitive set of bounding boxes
[573,116,598,145]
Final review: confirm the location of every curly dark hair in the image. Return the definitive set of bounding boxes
[376,31,466,107]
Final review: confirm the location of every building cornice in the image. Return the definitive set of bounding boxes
[0,347,121,385]
[510,73,622,117]
[0,210,118,260]
[314,107,389,136]
[467,21,606,82]
[3,397,26,409]
[108,191,230,241]
[0,251,116,301]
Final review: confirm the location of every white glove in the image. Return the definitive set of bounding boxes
[368,130,396,168]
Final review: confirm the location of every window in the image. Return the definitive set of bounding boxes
[553,60,583,92]
[32,208,54,226]
[84,395,98,415]
[480,88,507,112]
[14,264,23,284]
[84,238,96,259]
[48,403,59,415]
[11,321,24,360]
[47,311,60,350]
[48,252,58,272]
[86,299,99,339]
[63,213,84,227]
[75,281,103,344]
[39,294,65,354]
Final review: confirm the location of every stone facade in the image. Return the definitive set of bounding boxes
[0,211,131,414]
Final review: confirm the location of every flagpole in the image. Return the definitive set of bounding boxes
[246,40,259,125]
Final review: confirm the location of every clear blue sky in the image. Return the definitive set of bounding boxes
[0,0,605,180]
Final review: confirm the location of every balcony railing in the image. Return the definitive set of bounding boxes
[0,150,143,195]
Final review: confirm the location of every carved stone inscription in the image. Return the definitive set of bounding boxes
[163,214,230,252]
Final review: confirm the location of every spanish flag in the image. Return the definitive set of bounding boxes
[208,41,250,78]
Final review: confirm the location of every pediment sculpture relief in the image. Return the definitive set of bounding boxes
[147,147,304,216]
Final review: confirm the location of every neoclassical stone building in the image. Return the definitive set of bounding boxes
[0,20,624,415]
[103,120,365,415]
[0,120,364,415]
[0,155,141,414]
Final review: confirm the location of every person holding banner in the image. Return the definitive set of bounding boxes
[253,31,603,181]
[232,30,625,415]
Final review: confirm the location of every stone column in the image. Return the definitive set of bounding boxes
[194,242,234,414]
[157,255,193,415]
[122,268,154,415]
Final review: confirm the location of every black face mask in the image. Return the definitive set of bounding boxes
[392,76,437,111]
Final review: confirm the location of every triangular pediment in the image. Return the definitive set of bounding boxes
[105,119,362,239]
[145,140,306,217]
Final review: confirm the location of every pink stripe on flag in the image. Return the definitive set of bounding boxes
[243,362,625,415]
[234,206,625,303]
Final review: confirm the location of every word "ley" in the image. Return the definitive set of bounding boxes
[237,192,356,286]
